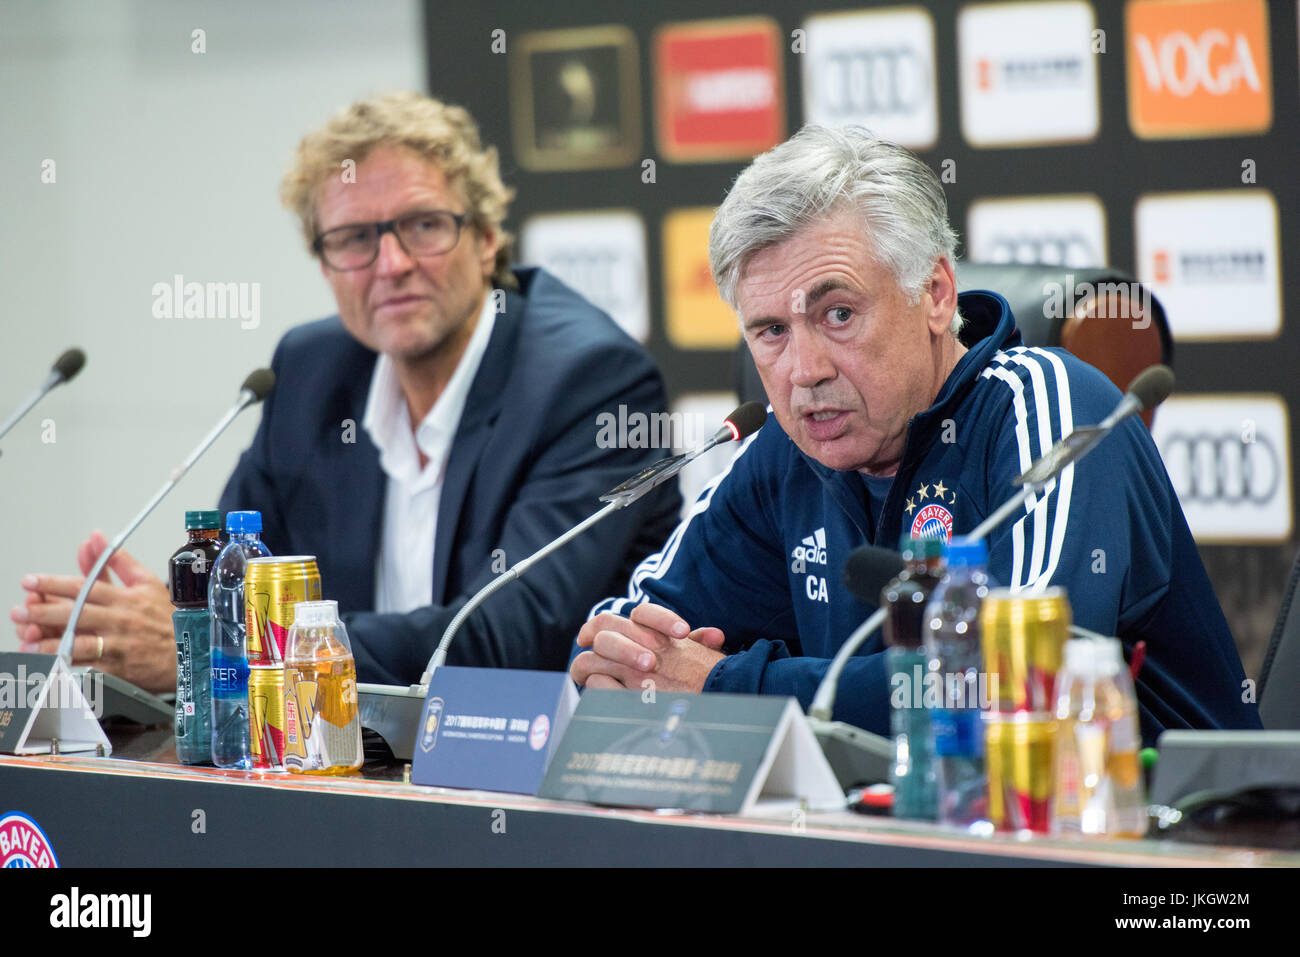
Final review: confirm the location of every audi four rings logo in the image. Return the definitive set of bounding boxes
[985,233,1098,267]
[820,48,928,115]
[1160,432,1279,504]
[545,247,644,311]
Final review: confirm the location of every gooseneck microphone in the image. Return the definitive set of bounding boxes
[598,401,767,508]
[0,347,87,448]
[55,369,275,663]
[421,402,768,682]
[967,364,1175,543]
[808,545,906,721]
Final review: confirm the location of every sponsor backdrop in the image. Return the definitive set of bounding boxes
[425,0,1299,675]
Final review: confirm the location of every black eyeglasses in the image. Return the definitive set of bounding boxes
[312,209,468,270]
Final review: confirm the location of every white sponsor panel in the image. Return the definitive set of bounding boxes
[801,7,938,148]
[1134,191,1280,340]
[958,1,1099,146]
[672,392,740,517]
[967,194,1107,268]
[1151,394,1292,543]
[520,210,649,342]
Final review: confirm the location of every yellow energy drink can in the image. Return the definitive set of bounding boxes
[244,556,322,664]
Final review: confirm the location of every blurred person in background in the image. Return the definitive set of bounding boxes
[13,91,679,692]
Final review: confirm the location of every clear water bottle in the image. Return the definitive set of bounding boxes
[208,511,271,769]
[1051,637,1147,837]
[923,537,993,827]
[882,535,947,821]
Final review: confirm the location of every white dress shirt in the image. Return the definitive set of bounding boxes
[363,296,497,614]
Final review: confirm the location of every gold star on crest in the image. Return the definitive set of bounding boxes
[916,484,929,501]
[932,480,948,498]
[904,497,917,515]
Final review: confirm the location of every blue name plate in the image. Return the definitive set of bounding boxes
[410,666,578,795]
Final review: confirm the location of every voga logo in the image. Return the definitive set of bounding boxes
[50,887,151,937]
[1133,28,1261,97]
[152,274,260,329]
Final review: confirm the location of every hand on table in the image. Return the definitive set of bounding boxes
[11,530,177,694]
[570,602,726,693]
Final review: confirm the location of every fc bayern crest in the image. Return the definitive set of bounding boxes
[0,812,59,868]
[911,503,954,541]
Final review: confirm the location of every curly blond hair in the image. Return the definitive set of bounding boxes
[281,91,516,285]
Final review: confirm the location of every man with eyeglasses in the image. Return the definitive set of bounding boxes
[13,92,680,691]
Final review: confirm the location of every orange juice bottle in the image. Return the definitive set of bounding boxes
[282,600,362,775]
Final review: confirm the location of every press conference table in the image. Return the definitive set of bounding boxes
[1,726,1295,867]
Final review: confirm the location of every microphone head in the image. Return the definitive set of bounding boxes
[240,368,276,402]
[1127,364,1175,411]
[843,545,906,604]
[52,348,86,384]
[724,401,767,441]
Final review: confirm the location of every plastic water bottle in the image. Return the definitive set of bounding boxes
[170,509,224,765]
[882,535,946,821]
[923,537,993,827]
[208,511,271,769]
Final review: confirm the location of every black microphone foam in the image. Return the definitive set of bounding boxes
[1127,364,1174,411]
[843,545,905,604]
[240,368,276,402]
[52,348,86,383]
[724,401,767,441]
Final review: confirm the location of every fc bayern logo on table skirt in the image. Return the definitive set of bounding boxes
[911,503,954,540]
[529,713,551,751]
[0,812,59,868]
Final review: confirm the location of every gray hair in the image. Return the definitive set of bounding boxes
[709,125,963,336]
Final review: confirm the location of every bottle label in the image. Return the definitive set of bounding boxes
[933,709,982,758]
[211,650,250,699]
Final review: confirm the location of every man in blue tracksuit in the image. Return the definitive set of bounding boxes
[570,126,1260,746]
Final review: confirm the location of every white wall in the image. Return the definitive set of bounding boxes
[0,0,424,647]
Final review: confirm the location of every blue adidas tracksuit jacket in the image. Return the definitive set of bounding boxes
[593,291,1262,747]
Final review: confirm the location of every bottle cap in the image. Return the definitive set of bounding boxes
[899,535,946,561]
[184,509,221,530]
[293,600,339,627]
[225,510,262,534]
[1064,637,1123,677]
[945,536,988,568]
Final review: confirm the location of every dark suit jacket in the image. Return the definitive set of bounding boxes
[219,268,681,684]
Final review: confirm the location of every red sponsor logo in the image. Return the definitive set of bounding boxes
[655,17,784,161]
[1153,249,1170,283]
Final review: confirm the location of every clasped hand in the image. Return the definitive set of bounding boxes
[569,602,726,694]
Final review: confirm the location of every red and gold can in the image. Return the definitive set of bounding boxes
[985,711,1057,832]
[244,556,322,664]
[248,664,287,771]
[980,587,1071,713]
